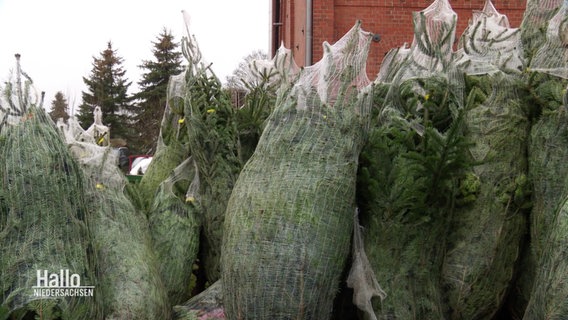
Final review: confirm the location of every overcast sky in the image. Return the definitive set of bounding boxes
[0,0,270,112]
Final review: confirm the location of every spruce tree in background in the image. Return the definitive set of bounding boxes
[132,28,183,154]
[48,91,70,123]
[77,41,133,141]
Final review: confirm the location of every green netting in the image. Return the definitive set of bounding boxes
[523,194,568,319]
[221,21,372,319]
[442,73,530,319]
[149,157,200,306]
[0,64,99,319]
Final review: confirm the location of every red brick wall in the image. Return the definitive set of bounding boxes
[279,0,527,79]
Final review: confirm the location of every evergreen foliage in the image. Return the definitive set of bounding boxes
[48,91,70,123]
[221,22,373,319]
[132,28,184,154]
[0,57,100,319]
[76,42,133,140]
[225,50,269,91]
[357,76,472,319]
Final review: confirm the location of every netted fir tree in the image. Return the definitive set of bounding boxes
[76,41,133,142]
[132,28,184,154]
[225,49,269,92]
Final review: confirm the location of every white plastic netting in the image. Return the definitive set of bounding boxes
[84,106,110,146]
[148,157,200,306]
[401,0,457,80]
[0,59,42,131]
[521,0,564,57]
[362,1,531,319]
[0,58,100,318]
[455,0,524,75]
[59,109,171,319]
[221,21,373,319]
[346,210,386,320]
[137,68,192,209]
[528,0,568,78]
[519,1,568,318]
[376,0,465,131]
[247,43,300,91]
[376,44,411,83]
[374,0,457,87]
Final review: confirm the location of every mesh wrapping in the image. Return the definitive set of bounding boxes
[138,70,191,209]
[362,3,465,318]
[149,157,200,306]
[86,179,169,319]
[455,0,524,75]
[399,0,457,80]
[62,110,170,319]
[0,64,42,131]
[361,77,465,319]
[221,21,372,319]
[376,45,411,83]
[521,74,568,318]
[180,21,242,283]
[528,0,568,78]
[442,73,529,319]
[526,77,568,265]
[523,194,568,319]
[346,211,386,320]
[362,74,466,319]
[249,44,300,89]
[0,108,98,318]
[521,0,564,58]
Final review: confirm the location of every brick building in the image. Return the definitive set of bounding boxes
[270,0,527,78]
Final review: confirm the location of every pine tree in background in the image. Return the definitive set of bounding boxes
[48,91,70,123]
[76,41,133,141]
[132,28,183,154]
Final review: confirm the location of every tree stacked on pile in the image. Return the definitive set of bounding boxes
[357,1,534,319]
[0,56,101,320]
[358,0,472,317]
[77,42,133,143]
[521,0,568,317]
[179,21,242,282]
[222,21,373,319]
